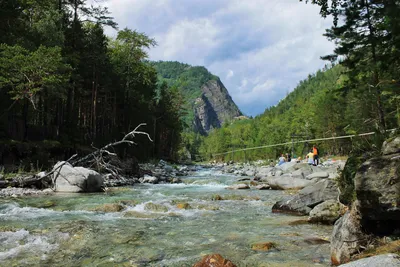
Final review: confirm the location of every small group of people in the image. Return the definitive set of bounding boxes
[278,153,291,165]
[306,145,319,166]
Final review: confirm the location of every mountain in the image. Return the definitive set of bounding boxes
[151,61,242,134]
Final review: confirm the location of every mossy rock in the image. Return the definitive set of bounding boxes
[337,156,363,205]
[123,211,162,219]
[211,194,223,201]
[176,202,191,209]
[118,199,139,206]
[144,202,168,212]
[33,201,56,209]
[251,241,277,251]
[196,204,219,211]
[93,203,124,212]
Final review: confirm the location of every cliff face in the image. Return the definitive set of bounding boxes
[193,79,242,135]
[151,61,242,135]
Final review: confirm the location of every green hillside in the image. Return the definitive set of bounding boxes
[200,64,399,161]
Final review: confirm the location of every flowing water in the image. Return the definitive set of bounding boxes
[0,168,333,266]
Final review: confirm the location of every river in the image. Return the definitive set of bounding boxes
[0,167,332,266]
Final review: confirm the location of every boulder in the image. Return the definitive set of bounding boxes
[382,137,400,155]
[93,203,124,212]
[354,154,400,235]
[227,183,250,190]
[306,172,329,179]
[53,162,104,193]
[255,184,270,190]
[272,179,338,215]
[140,175,158,184]
[308,200,344,224]
[291,168,312,179]
[176,202,191,209]
[330,202,369,265]
[266,175,317,190]
[251,241,277,251]
[278,161,298,173]
[193,254,237,267]
[254,166,273,179]
[338,254,400,267]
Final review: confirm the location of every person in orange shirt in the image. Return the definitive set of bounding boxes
[313,145,319,166]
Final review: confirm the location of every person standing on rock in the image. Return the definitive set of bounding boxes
[307,150,314,165]
[278,154,286,165]
[313,145,319,166]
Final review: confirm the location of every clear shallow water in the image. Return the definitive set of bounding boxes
[0,168,332,266]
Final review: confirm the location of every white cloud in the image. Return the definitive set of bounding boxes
[226,69,234,79]
[102,0,335,116]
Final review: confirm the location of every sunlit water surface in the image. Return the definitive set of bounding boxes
[0,168,332,266]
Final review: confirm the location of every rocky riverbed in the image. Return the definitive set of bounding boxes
[0,138,399,266]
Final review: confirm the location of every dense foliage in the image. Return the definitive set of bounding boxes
[0,0,184,164]
[201,0,400,162]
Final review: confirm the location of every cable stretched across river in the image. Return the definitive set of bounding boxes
[212,129,397,157]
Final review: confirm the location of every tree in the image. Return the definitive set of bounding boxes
[301,0,400,131]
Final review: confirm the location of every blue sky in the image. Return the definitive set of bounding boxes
[102,0,335,117]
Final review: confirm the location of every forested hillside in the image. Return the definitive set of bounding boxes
[200,63,399,161]
[0,0,184,168]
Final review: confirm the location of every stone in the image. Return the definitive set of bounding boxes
[338,254,400,267]
[144,202,168,212]
[251,241,277,251]
[278,161,298,173]
[227,183,250,190]
[53,162,104,193]
[140,175,158,184]
[266,175,317,190]
[176,203,191,209]
[193,253,237,267]
[303,237,330,245]
[254,166,273,179]
[255,184,270,190]
[308,200,344,224]
[354,154,400,235]
[272,179,338,215]
[330,203,369,265]
[306,172,329,179]
[382,137,400,155]
[93,203,124,212]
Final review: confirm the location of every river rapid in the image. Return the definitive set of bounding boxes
[0,167,333,266]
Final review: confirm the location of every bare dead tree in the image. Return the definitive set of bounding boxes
[71,123,152,175]
[0,124,152,189]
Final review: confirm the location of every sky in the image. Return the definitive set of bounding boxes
[101,0,335,117]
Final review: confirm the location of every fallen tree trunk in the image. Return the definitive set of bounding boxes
[0,124,152,190]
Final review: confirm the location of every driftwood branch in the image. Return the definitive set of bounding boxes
[72,123,152,167]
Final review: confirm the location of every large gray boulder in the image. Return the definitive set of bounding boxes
[272,179,338,215]
[266,175,317,190]
[354,152,400,235]
[308,199,344,224]
[53,162,104,192]
[330,203,370,265]
[382,137,400,155]
[255,166,273,179]
[306,171,329,179]
[338,254,400,267]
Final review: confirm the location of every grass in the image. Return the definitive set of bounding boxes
[351,239,400,261]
